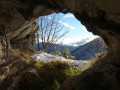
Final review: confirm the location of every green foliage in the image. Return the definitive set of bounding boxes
[51,49,61,56]
[21,52,31,59]
[51,52,54,55]
[9,49,31,60]
[80,52,106,73]
[12,49,105,90]
[63,48,75,59]
[29,59,38,66]
[54,49,61,56]
[52,79,61,90]
[15,60,81,90]
[9,49,21,57]
[81,53,105,71]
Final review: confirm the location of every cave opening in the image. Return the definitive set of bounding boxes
[1,1,120,89]
[34,13,107,61]
[12,12,108,90]
[12,12,107,90]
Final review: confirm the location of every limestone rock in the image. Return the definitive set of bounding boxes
[0,0,120,90]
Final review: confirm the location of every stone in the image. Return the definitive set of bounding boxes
[0,0,120,90]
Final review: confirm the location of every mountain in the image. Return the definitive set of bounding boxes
[34,38,106,60]
[66,37,95,47]
[34,43,77,53]
[34,37,95,52]
[71,38,106,60]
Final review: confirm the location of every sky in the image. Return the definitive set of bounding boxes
[37,13,98,46]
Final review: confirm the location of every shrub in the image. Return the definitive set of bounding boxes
[51,49,61,56]
[54,50,61,56]
[29,59,38,66]
[15,60,81,90]
[63,48,75,59]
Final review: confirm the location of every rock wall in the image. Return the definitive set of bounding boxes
[0,0,120,90]
[9,20,38,51]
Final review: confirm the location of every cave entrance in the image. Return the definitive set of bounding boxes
[34,13,107,61]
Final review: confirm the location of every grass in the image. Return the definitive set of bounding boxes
[9,49,21,58]
[80,52,106,71]
[9,49,31,60]
[15,60,81,90]
[11,49,105,90]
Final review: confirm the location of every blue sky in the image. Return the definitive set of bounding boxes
[37,13,97,46]
[54,13,97,45]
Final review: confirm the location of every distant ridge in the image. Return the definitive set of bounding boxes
[34,43,77,53]
[71,38,106,60]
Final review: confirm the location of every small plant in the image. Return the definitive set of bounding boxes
[51,49,62,56]
[9,49,31,61]
[52,79,61,90]
[21,51,31,59]
[54,49,61,56]
[63,48,75,59]
[9,49,21,58]
[51,52,54,55]
[81,53,105,71]
[29,59,38,65]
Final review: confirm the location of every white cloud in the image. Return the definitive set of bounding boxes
[61,22,69,27]
[64,14,75,18]
[47,17,75,30]
[62,36,97,46]
[69,26,75,29]
[58,21,75,30]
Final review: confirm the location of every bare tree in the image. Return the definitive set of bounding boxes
[36,14,68,50]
